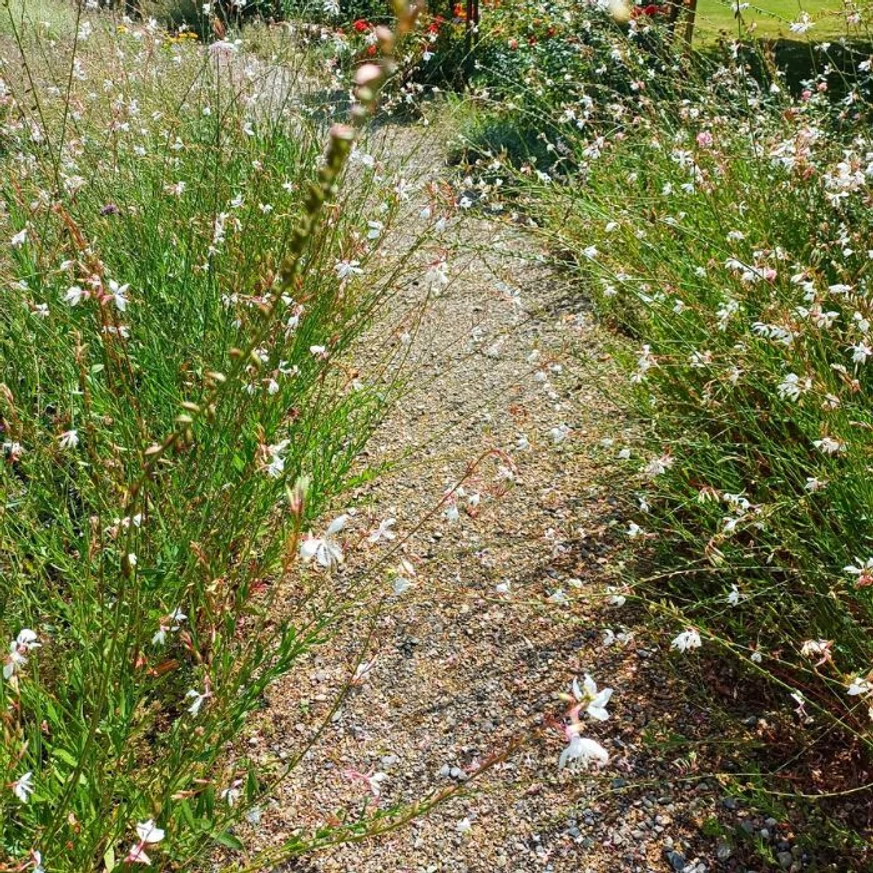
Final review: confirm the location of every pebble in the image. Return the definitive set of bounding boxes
[665,850,686,871]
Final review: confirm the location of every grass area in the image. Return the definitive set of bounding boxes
[694,0,852,39]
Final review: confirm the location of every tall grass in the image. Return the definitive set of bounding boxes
[0,1,437,869]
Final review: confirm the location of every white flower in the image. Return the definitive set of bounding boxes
[136,820,165,845]
[221,780,243,806]
[425,261,449,290]
[65,285,86,306]
[127,819,165,865]
[367,518,396,543]
[10,228,28,248]
[851,342,873,364]
[334,260,363,281]
[789,12,813,33]
[800,638,832,662]
[572,674,613,722]
[185,688,210,715]
[627,522,643,539]
[300,514,348,569]
[152,608,186,646]
[516,433,531,451]
[444,502,460,523]
[643,454,673,478]
[12,771,33,803]
[353,657,377,684]
[209,39,238,57]
[265,439,289,478]
[558,735,609,770]
[3,629,40,680]
[671,628,702,653]
[109,279,129,311]
[726,584,743,606]
[777,373,809,402]
[607,587,626,608]
[367,220,384,240]
[547,588,569,605]
[59,429,79,450]
[844,557,873,586]
[847,676,872,696]
[456,817,472,833]
[813,437,845,455]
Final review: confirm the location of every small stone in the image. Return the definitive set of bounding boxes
[777,851,794,869]
[665,850,685,872]
[716,843,732,861]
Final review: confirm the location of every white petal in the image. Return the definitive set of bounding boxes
[326,514,348,535]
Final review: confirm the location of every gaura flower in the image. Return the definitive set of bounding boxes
[300,514,348,569]
[4,629,40,680]
[12,771,34,803]
[59,429,79,450]
[558,734,609,771]
[671,628,702,653]
[367,518,396,543]
[185,687,211,715]
[569,674,614,722]
[126,819,165,866]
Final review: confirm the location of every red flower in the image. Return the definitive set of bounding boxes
[366,44,377,56]
[353,18,370,32]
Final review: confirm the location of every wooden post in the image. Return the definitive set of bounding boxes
[682,0,698,49]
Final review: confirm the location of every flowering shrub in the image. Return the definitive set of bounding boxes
[457,0,873,802]
[0,2,440,870]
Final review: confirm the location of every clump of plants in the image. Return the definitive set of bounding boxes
[0,1,443,870]
[499,0,873,778]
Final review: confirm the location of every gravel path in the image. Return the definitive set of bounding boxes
[237,119,809,873]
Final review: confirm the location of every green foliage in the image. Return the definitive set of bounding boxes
[0,5,429,871]
[456,0,873,816]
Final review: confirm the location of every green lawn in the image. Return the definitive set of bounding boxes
[694,0,854,40]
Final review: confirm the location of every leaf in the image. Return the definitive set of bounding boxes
[53,748,78,768]
[179,799,197,830]
[104,847,116,872]
[213,831,244,851]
